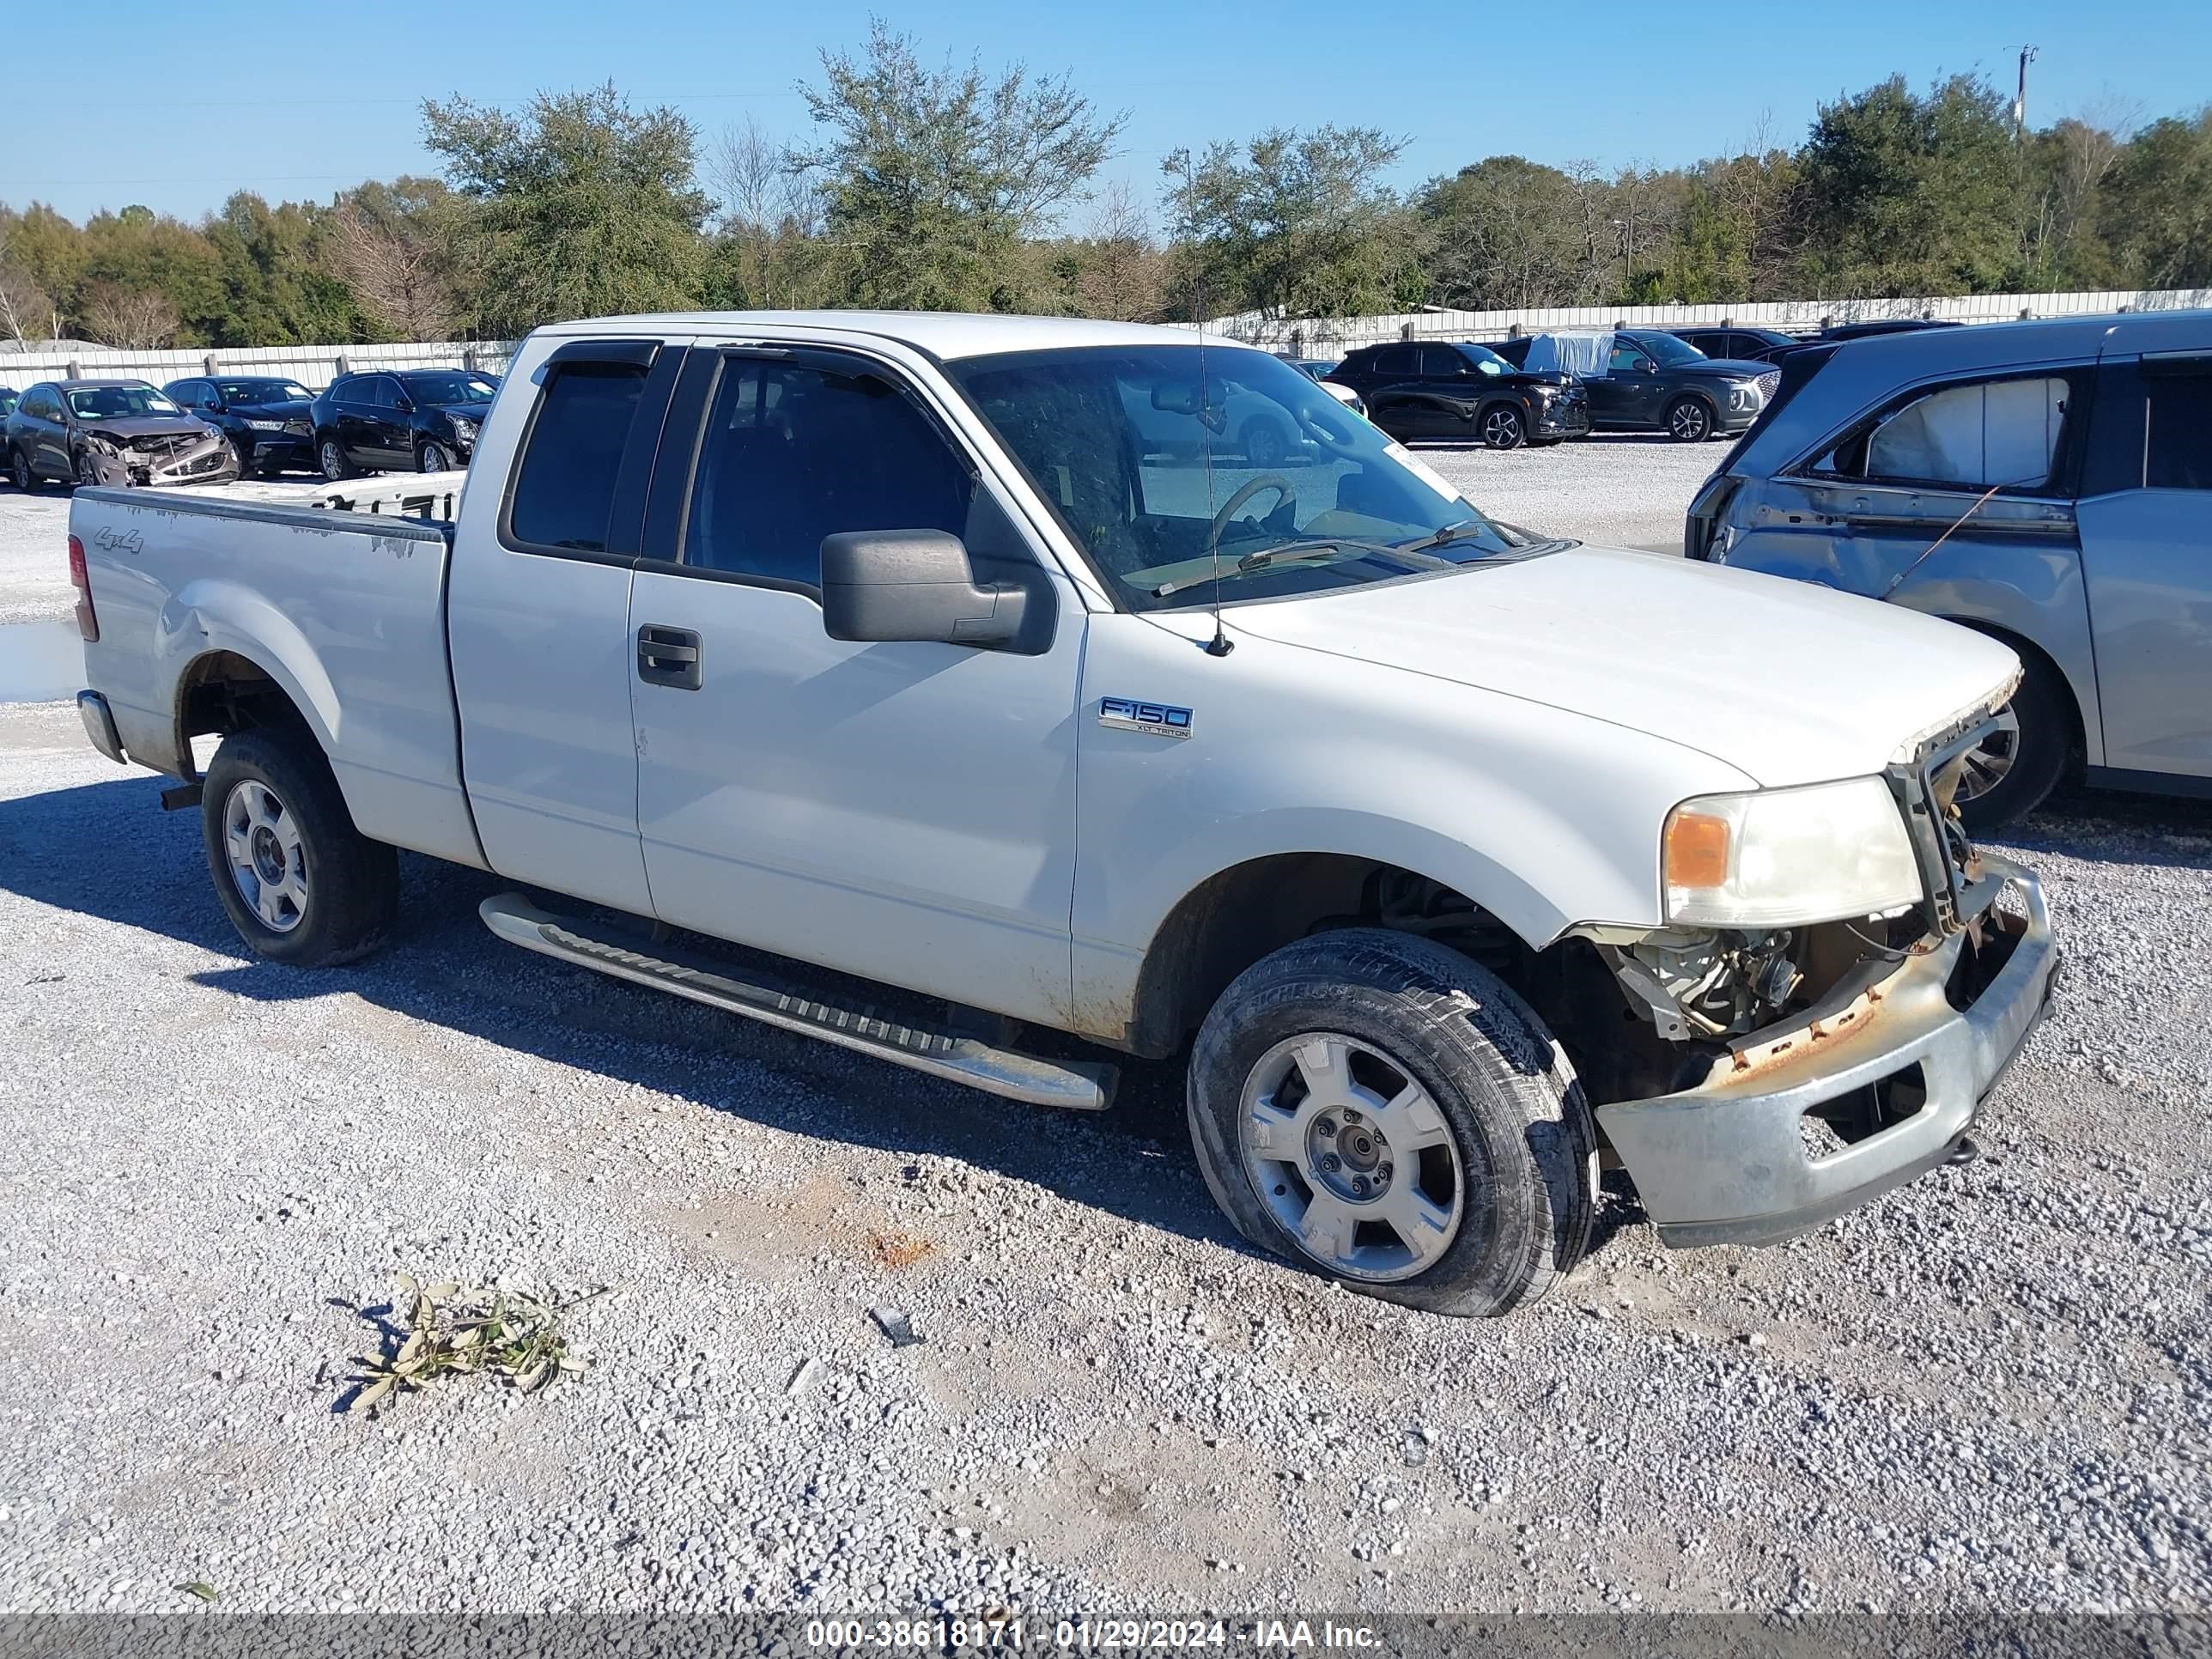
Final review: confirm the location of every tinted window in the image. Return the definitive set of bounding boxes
[1608,342,1648,372]
[1370,345,1418,375]
[684,358,974,588]
[2146,370,2212,491]
[507,362,650,552]
[1414,345,1464,377]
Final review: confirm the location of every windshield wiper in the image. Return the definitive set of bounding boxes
[1235,537,1456,574]
[1390,518,1487,556]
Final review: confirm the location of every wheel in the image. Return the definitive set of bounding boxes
[1479,404,1526,450]
[8,447,33,491]
[1953,653,2070,832]
[232,440,257,477]
[319,438,353,483]
[1241,419,1289,470]
[75,449,101,487]
[418,441,453,473]
[200,726,398,967]
[1188,928,1596,1317]
[1664,397,1714,442]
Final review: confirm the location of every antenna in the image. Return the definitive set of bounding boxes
[1182,152,1232,658]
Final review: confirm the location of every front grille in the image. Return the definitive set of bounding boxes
[1755,370,1780,399]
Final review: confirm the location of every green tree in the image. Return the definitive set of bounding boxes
[2102,109,2212,288]
[793,21,1125,311]
[1417,155,1589,310]
[422,82,712,336]
[1791,74,2021,296]
[1164,126,1418,320]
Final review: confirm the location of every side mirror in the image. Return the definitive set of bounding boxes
[393,397,414,413]
[821,530,1027,649]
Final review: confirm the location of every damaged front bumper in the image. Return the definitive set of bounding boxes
[79,431,240,489]
[1595,852,2058,1248]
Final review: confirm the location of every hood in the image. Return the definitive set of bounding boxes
[430,403,489,422]
[1224,545,2020,788]
[230,397,313,417]
[82,414,219,441]
[1681,358,1774,380]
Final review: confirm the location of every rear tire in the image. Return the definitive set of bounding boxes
[319,438,354,483]
[1188,928,1596,1317]
[9,447,34,491]
[1954,653,2070,832]
[201,726,398,967]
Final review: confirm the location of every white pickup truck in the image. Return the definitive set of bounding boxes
[68,312,2059,1317]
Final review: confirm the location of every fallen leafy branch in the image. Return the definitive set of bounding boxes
[348,1275,608,1413]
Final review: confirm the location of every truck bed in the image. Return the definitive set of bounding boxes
[72,480,484,870]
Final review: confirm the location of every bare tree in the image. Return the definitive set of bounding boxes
[0,264,55,345]
[325,193,453,338]
[706,115,817,306]
[80,283,179,349]
[1073,180,1164,319]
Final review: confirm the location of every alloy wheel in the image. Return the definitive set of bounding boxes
[1953,706,2023,802]
[1668,400,1711,441]
[222,779,310,934]
[1482,407,1524,448]
[1238,1031,1466,1283]
[320,441,346,482]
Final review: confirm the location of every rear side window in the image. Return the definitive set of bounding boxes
[2146,369,2212,490]
[681,357,973,589]
[507,362,650,552]
[1370,345,1418,375]
[1819,375,2075,493]
[1415,345,1464,376]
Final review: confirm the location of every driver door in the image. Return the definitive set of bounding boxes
[1594,339,1660,426]
[626,345,1087,1027]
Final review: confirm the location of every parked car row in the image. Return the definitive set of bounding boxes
[2,365,501,491]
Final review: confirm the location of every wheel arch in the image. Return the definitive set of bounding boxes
[1117,852,1540,1059]
[1940,616,2087,770]
[171,642,330,780]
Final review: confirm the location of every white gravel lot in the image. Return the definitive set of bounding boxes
[0,443,2208,1622]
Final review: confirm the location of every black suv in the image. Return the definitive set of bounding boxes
[1326,341,1589,449]
[310,367,500,479]
[1490,329,1778,441]
[165,375,318,477]
[1662,325,1804,364]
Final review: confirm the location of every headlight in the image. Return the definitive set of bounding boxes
[1662,777,1922,927]
[1726,380,1762,411]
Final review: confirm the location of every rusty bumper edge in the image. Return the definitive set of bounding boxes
[1595,853,2059,1249]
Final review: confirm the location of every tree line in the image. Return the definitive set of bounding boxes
[3,24,2207,352]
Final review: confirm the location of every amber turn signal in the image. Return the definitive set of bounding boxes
[1663,810,1730,890]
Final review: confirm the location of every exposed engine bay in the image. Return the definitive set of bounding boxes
[78,424,239,488]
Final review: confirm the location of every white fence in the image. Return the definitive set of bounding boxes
[0,338,520,392]
[3,284,2208,386]
[1203,287,2212,356]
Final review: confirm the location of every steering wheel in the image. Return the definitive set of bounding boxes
[1205,473,1298,556]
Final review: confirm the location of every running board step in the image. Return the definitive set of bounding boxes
[478,894,1115,1110]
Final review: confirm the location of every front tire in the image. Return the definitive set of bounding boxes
[1954,653,2070,831]
[1479,404,1526,450]
[75,449,101,487]
[201,726,398,967]
[1188,929,1596,1317]
[1664,397,1714,442]
[418,441,453,473]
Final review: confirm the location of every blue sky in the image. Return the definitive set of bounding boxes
[11,0,2208,225]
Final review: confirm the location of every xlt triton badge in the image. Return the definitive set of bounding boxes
[1098,697,1193,739]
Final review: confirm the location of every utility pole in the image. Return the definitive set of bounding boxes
[2014,44,2039,140]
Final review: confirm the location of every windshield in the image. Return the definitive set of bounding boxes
[946,345,1534,613]
[0,392,16,417]
[67,386,183,420]
[400,371,498,405]
[1637,332,1708,366]
[219,380,312,404]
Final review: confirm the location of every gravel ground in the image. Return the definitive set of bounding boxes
[0,694,2207,1619]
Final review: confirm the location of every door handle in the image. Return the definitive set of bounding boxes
[636,625,702,690]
